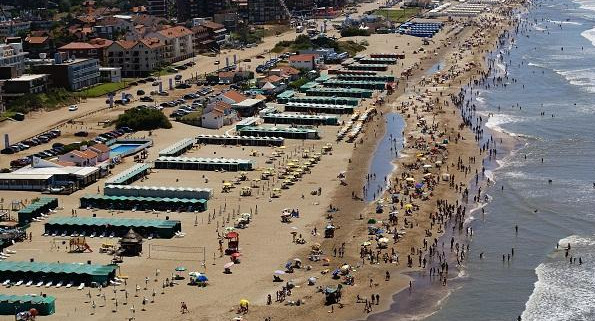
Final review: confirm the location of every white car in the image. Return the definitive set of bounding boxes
[68,105,78,111]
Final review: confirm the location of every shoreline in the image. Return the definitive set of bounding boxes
[350,3,530,321]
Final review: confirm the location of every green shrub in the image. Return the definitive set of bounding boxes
[116,108,172,131]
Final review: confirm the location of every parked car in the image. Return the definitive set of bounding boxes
[140,96,154,102]
[137,89,145,95]
[68,105,78,111]
[74,131,89,137]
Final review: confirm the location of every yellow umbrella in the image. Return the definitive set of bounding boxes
[239,299,249,306]
[223,182,232,187]
[405,204,413,209]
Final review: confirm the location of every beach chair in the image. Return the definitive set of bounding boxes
[55,281,63,288]
[26,281,33,287]
[35,281,43,287]
[77,283,85,290]
[45,281,52,287]
[16,280,23,286]
[66,282,73,288]
[2,280,10,286]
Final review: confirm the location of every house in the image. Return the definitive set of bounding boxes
[257,74,285,88]
[106,38,165,77]
[218,71,236,84]
[271,66,300,81]
[220,90,248,105]
[192,25,216,53]
[89,143,110,162]
[58,38,113,65]
[58,149,99,167]
[24,36,52,58]
[200,21,228,47]
[201,101,237,129]
[148,26,194,63]
[93,16,134,39]
[289,54,317,71]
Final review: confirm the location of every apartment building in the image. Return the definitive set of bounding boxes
[248,0,289,24]
[105,38,165,77]
[32,58,100,91]
[176,0,226,22]
[147,0,169,17]
[0,42,28,76]
[148,26,194,63]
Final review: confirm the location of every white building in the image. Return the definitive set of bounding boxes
[0,42,28,75]
[289,54,317,71]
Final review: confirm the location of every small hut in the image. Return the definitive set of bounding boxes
[119,229,143,256]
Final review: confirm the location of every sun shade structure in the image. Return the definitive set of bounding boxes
[346,63,389,71]
[105,163,152,185]
[286,96,360,106]
[154,157,254,171]
[158,138,195,157]
[262,113,338,125]
[44,217,181,239]
[237,126,320,140]
[0,261,117,286]
[195,134,285,146]
[284,102,355,114]
[17,197,58,225]
[356,57,398,64]
[0,294,56,315]
[80,194,207,212]
[337,73,396,82]
[276,90,296,103]
[105,185,213,200]
[306,87,374,98]
[323,79,387,90]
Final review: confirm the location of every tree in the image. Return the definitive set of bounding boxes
[116,108,172,131]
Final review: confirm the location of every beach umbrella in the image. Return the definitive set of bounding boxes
[285,261,293,270]
[274,270,286,275]
[405,204,414,210]
[225,226,236,232]
[362,241,372,246]
[367,218,377,224]
[378,237,389,244]
[239,299,249,307]
[405,177,415,182]
[293,258,302,263]
[423,164,433,168]
[415,183,424,189]
[175,266,186,272]
[231,252,242,258]
[308,277,317,285]
[224,262,235,269]
[196,274,208,282]
[332,269,340,276]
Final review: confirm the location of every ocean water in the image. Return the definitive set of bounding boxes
[369,0,595,320]
[365,113,405,202]
[424,0,595,320]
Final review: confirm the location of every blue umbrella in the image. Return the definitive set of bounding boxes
[285,261,292,270]
[196,275,208,282]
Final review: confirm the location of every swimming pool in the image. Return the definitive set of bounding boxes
[109,144,143,156]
